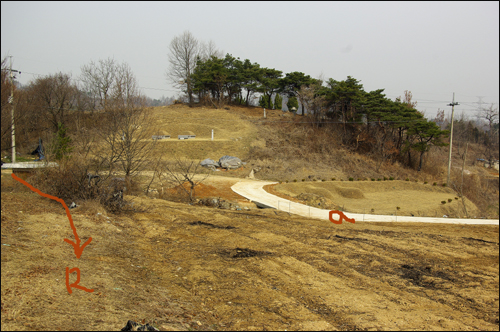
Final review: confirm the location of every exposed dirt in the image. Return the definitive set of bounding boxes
[1,172,499,331]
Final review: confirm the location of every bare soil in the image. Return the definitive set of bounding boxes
[1,171,499,331]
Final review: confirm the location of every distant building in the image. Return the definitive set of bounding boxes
[152,131,170,140]
[178,131,196,140]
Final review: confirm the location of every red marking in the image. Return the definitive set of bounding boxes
[11,173,92,259]
[329,210,355,224]
[66,267,94,294]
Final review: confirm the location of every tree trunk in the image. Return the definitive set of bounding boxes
[418,151,425,171]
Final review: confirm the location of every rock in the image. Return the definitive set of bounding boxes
[121,320,159,331]
[246,169,255,179]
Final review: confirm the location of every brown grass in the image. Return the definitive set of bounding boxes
[271,180,481,218]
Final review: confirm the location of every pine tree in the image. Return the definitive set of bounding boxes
[286,96,299,113]
[274,93,283,110]
[53,122,73,160]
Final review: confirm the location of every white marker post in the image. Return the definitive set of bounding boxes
[211,129,214,141]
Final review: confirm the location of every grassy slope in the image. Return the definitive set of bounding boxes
[146,104,497,218]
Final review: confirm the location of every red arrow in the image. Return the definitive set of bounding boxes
[329,210,356,224]
[11,173,92,258]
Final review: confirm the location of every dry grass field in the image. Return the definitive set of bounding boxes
[271,180,481,218]
[1,103,499,331]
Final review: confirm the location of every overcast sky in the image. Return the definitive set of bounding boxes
[2,1,498,120]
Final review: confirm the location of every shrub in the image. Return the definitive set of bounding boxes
[331,178,336,181]
[424,181,428,184]
[383,177,388,181]
[371,178,375,181]
[30,157,130,213]
[433,182,437,186]
[377,178,381,181]
[441,201,446,204]
[349,177,354,181]
[455,197,459,200]
[405,178,410,181]
[293,179,297,182]
[448,198,452,203]
[302,179,305,182]
[397,206,401,210]
[389,177,394,181]
[371,208,375,213]
[442,183,447,187]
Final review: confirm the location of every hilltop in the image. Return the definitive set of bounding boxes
[143,103,498,218]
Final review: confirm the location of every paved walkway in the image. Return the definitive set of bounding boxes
[231,180,499,225]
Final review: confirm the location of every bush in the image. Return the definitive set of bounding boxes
[397,206,401,210]
[441,201,446,204]
[383,177,388,181]
[349,177,354,181]
[424,181,428,184]
[331,178,336,181]
[30,157,130,213]
[405,178,410,181]
[377,178,381,181]
[302,179,305,182]
[442,183,447,187]
[448,198,452,203]
[433,182,437,186]
[389,177,394,181]
[293,179,297,182]
[371,178,375,181]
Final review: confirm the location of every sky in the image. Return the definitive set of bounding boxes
[2,1,498,120]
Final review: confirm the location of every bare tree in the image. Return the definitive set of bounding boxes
[154,157,210,202]
[200,40,224,60]
[27,72,79,133]
[112,62,145,108]
[296,79,327,126]
[480,104,499,165]
[166,31,202,107]
[80,58,118,111]
[94,107,156,179]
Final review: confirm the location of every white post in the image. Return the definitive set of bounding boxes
[211,129,214,141]
[264,108,266,118]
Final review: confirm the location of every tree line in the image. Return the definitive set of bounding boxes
[167,31,499,171]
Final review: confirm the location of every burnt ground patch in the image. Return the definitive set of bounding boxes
[219,247,273,259]
[188,220,236,229]
[327,234,368,242]
[399,264,455,288]
[462,237,499,245]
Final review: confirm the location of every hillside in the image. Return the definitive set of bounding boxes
[143,104,498,219]
[1,172,498,331]
[1,103,499,331]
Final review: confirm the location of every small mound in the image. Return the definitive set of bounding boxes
[335,186,365,199]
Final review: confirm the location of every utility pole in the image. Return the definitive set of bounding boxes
[446,93,459,186]
[8,56,20,163]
